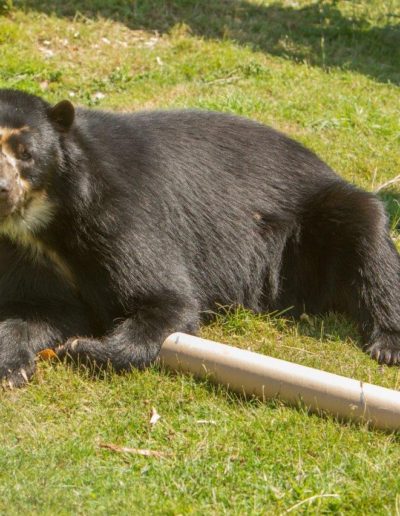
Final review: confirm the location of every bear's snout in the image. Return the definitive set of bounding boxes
[0,177,12,196]
[0,157,25,218]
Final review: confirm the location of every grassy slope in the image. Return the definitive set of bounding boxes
[0,0,400,513]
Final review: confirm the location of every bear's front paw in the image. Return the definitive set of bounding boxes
[365,333,400,365]
[0,348,36,388]
[56,337,104,369]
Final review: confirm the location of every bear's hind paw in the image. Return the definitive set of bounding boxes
[365,334,400,366]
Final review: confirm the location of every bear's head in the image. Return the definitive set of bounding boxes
[0,90,74,236]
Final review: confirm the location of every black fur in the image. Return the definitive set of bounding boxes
[0,89,399,386]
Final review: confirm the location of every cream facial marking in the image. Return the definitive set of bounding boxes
[0,126,30,164]
[0,125,30,142]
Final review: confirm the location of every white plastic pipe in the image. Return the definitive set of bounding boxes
[160,332,400,431]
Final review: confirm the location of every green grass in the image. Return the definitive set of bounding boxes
[1,0,400,513]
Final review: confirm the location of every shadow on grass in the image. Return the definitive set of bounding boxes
[294,312,359,343]
[11,0,400,84]
[207,305,360,346]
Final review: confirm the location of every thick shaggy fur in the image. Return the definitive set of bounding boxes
[0,89,399,386]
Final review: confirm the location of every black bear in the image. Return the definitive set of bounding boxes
[0,89,399,387]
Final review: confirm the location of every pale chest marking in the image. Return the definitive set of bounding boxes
[0,191,76,288]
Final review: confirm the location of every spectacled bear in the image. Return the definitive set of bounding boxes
[0,89,399,387]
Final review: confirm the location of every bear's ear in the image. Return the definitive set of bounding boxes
[48,100,75,132]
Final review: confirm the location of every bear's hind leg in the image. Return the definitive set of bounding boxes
[301,182,400,365]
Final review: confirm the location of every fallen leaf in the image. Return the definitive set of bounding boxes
[92,92,106,101]
[37,349,57,360]
[39,47,55,58]
[150,407,161,427]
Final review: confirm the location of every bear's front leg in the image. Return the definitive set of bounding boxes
[0,317,66,387]
[0,302,94,387]
[58,291,200,372]
[0,319,37,387]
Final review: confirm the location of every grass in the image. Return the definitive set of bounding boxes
[1,0,400,513]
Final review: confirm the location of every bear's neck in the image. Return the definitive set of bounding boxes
[0,192,76,288]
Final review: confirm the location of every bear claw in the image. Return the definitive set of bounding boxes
[365,337,400,366]
[1,365,35,389]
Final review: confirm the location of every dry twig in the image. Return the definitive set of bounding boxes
[375,174,400,193]
[99,442,172,458]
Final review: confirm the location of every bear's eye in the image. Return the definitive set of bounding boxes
[20,150,32,161]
